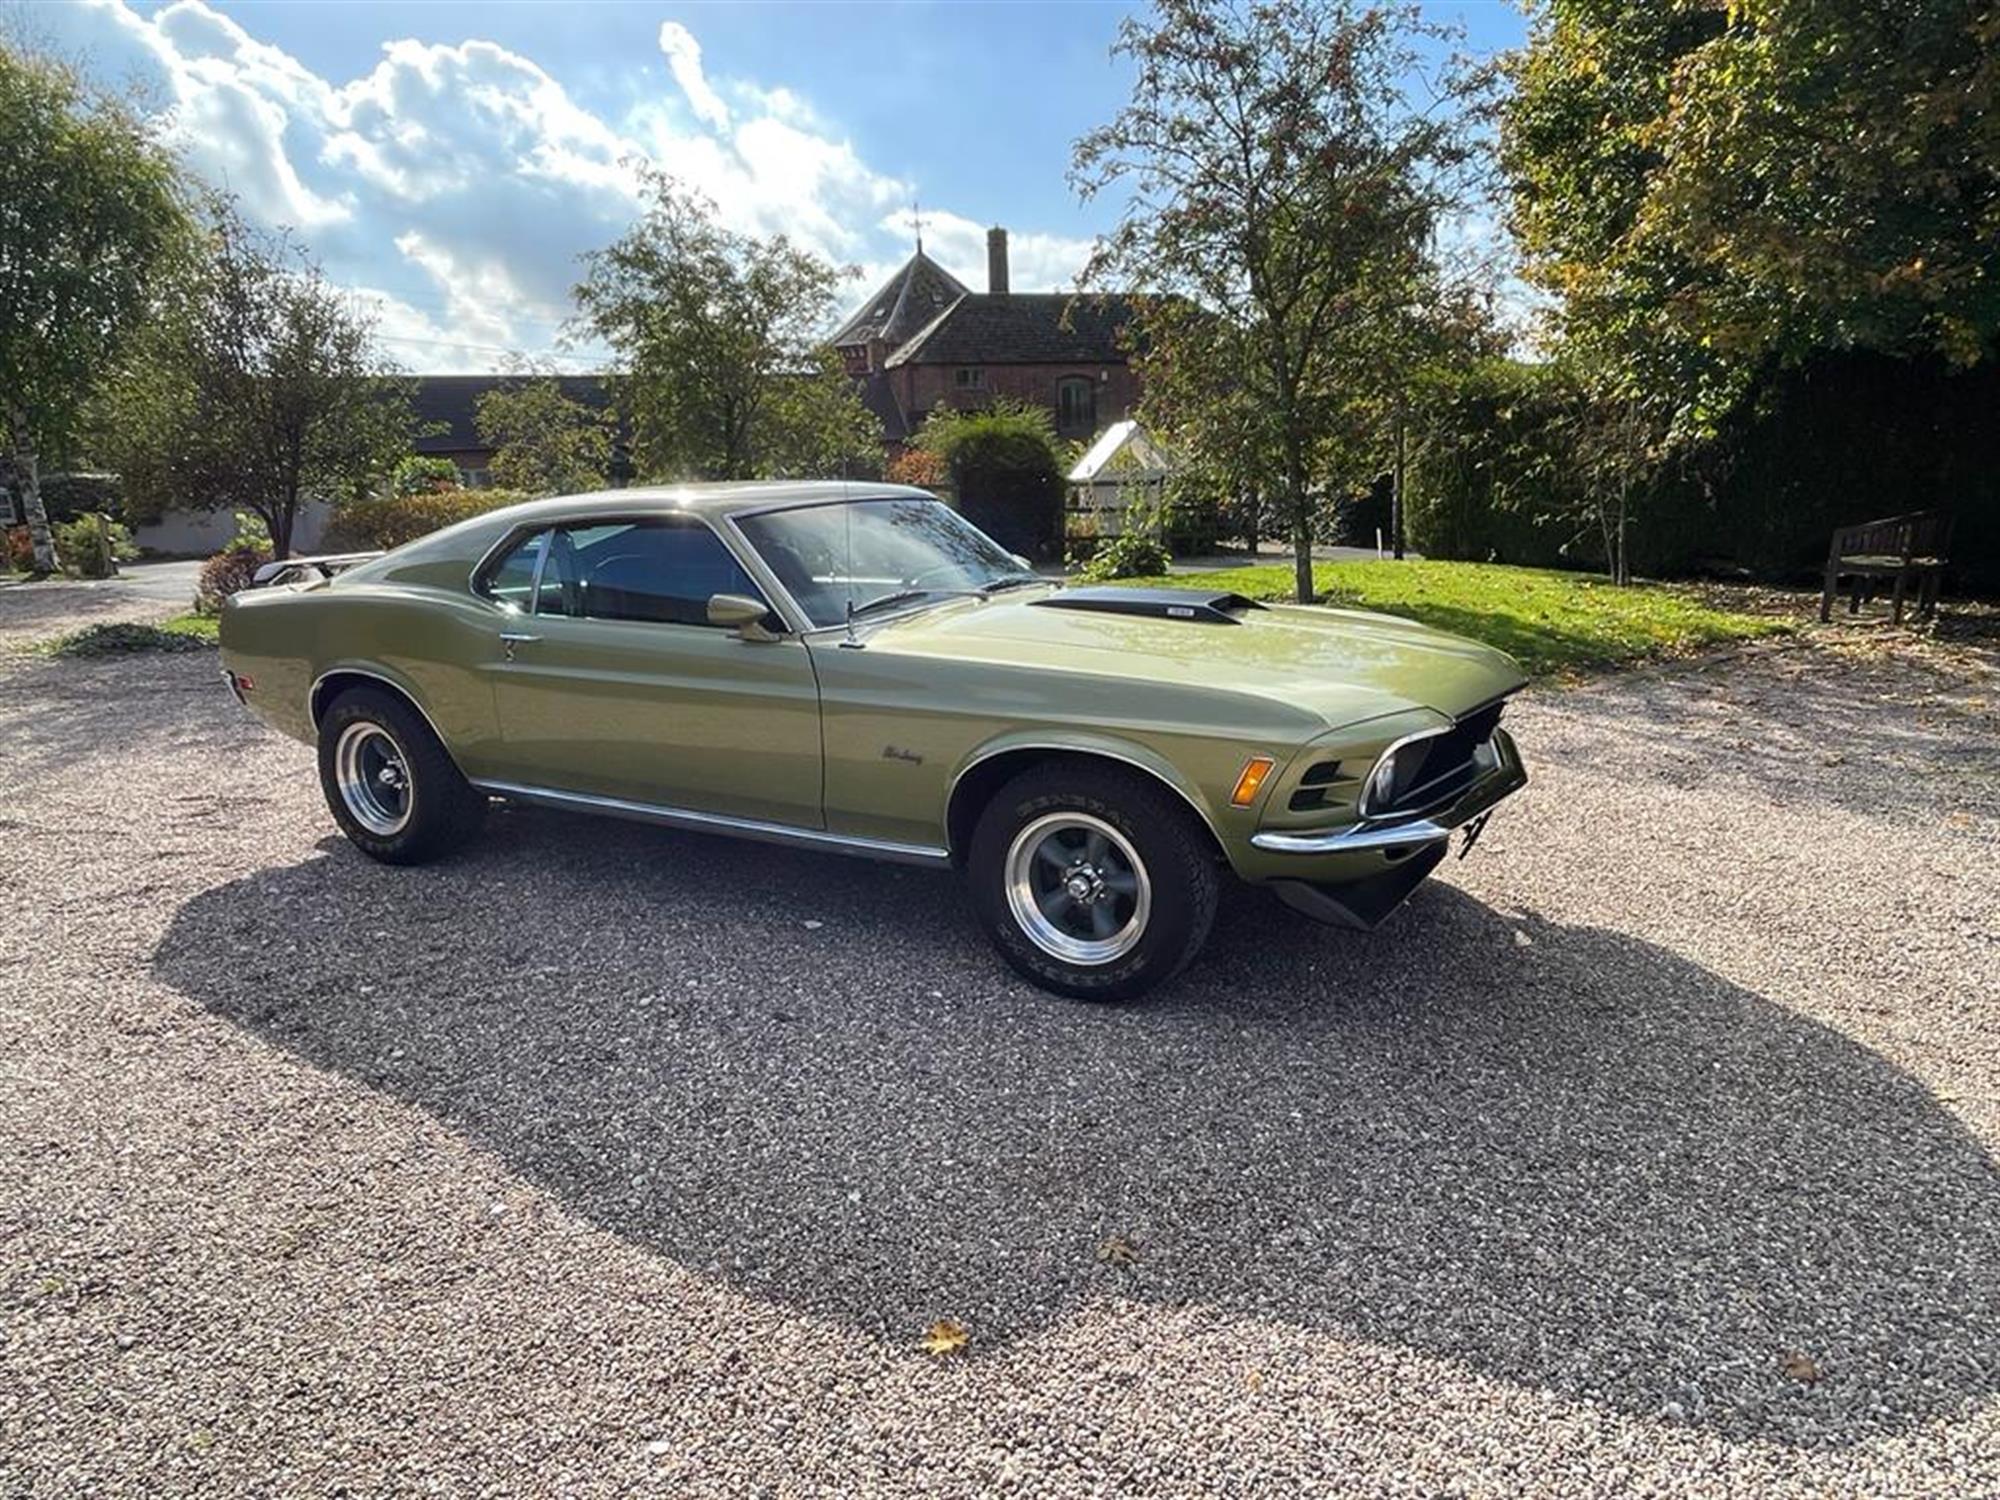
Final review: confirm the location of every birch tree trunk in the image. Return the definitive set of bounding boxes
[7,404,57,574]
[1392,406,1408,561]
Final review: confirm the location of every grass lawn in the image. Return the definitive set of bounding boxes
[161,611,220,643]
[1126,559,1791,677]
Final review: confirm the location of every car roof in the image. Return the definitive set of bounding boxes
[468,480,938,529]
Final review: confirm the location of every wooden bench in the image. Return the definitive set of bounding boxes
[1819,510,1952,624]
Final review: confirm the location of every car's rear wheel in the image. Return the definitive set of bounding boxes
[968,761,1219,1001]
[317,685,485,864]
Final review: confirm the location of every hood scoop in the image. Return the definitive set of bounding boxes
[1030,585,1264,625]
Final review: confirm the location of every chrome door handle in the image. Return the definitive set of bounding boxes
[499,631,541,661]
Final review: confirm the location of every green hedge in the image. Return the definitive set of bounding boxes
[1409,352,2000,591]
[322,488,532,551]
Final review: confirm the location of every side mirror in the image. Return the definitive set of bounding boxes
[708,592,782,642]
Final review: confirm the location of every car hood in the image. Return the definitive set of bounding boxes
[861,588,1527,726]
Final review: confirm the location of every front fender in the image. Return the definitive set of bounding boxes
[948,726,1225,841]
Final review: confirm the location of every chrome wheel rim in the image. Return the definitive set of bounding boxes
[334,721,413,836]
[1004,812,1151,965]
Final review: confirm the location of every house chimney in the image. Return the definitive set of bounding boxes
[987,226,1009,295]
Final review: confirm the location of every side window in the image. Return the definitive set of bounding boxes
[563,519,766,627]
[480,529,546,612]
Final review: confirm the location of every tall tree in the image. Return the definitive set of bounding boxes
[93,198,411,557]
[1074,0,1495,601]
[0,46,185,572]
[475,377,611,495]
[572,169,878,481]
[1506,0,2000,436]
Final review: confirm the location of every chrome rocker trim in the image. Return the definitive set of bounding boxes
[471,779,952,868]
[1250,727,1526,856]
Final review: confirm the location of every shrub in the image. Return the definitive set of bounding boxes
[915,402,1064,560]
[53,514,138,579]
[50,621,213,658]
[1406,359,1597,571]
[3,525,34,573]
[392,455,463,497]
[323,487,530,551]
[195,520,276,612]
[38,472,122,524]
[885,447,948,489]
[197,543,271,612]
[1073,530,1171,582]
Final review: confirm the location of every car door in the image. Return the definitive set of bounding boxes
[479,515,823,827]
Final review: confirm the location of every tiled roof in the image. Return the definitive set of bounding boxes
[407,375,610,453]
[830,251,971,352]
[852,370,911,441]
[883,293,1139,367]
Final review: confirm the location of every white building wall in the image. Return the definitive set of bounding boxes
[132,499,334,556]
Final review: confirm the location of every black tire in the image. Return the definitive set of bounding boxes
[316,685,486,865]
[967,760,1221,1001]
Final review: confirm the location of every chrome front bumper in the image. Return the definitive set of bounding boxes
[1250,727,1527,857]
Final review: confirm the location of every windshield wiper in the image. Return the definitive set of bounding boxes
[846,587,979,621]
[979,573,1045,595]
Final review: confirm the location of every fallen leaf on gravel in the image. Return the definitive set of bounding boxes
[1245,1368,1264,1393]
[1096,1234,1141,1267]
[920,1318,970,1356]
[1781,1351,1823,1384]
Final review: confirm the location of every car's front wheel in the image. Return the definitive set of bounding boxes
[317,685,486,865]
[968,761,1220,1001]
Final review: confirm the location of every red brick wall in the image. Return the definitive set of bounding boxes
[891,362,1142,444]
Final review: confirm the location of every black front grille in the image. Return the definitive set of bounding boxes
[1385,698,1507,814]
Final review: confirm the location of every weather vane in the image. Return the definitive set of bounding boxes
[911,196,924,254]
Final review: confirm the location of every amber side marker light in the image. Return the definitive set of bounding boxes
[1230,756,1276,807]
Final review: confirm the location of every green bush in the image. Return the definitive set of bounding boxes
[1073,530,1172,582]
[39,472,122,524]
[1406,360,1599,571]
[50,621,213,658]
[392,455,462,497]
[53,514,138,578]
[916,402,1065,561]
[323,487,530,551]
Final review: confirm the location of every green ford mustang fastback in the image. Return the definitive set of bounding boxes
[220,483,1527,1000]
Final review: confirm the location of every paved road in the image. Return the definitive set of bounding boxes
[1,631,1996,1495]
[0,559,201,647]
[116,557,204,605]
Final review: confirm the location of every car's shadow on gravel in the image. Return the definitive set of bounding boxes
[152,810,2000,1447]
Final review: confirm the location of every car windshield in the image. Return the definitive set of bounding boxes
[733,497,1038,628]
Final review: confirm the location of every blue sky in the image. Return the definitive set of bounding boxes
[41,1,1529,372]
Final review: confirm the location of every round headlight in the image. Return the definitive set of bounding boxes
[1362,739,1426,815]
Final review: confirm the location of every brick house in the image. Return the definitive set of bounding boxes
[834,227,1143,455]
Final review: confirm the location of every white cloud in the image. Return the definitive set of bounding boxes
[41,1,1101,373]
[657,21,729,133]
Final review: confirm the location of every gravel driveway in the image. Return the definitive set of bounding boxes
[2,631,1996,1496]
